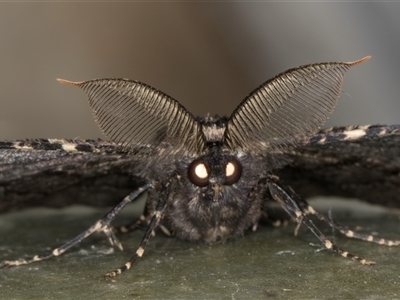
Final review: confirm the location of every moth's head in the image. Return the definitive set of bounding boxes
[187,143,242,201]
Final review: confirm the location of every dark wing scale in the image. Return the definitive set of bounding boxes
[225,57,370,152]
[58,78,204,157]
[0,139,142,213]
[277,125,400,208]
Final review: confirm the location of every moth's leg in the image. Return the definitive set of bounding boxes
[260,210,290,229]
[252,180,289,230]
[114,214,172,238]
[114,194,173,237]
[277,180,400,247]
[2,183,150,268]
[301,203,400,246]
[266,177,375,265]
[114,213,150,234]
[105,177,175,277]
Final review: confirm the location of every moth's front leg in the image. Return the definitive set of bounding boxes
[266,175,376,265]
[105,176,177,278]
[113,191,174,238]
[2,183,150,268]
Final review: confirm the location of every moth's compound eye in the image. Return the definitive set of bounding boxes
[224,158,242,185]
[188,160,209,187]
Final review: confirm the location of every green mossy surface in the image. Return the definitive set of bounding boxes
[1,198,399,299]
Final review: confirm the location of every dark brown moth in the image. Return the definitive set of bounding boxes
[1,56,399,277]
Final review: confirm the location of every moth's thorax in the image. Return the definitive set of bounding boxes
[163,140,265,243]
[199,115,227,143]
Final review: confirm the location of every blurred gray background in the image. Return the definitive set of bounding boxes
[1,2,399,140]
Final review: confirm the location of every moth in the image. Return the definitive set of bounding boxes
[1,56,400,277]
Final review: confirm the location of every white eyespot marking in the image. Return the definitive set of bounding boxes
[188,160,209,186]
[195,163,208,179]
[226,162,235,177]
[224,158,242,185]
[343,129,366,140]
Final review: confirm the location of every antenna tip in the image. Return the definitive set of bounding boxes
[349,56,371,66]
[56,78,83,86]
